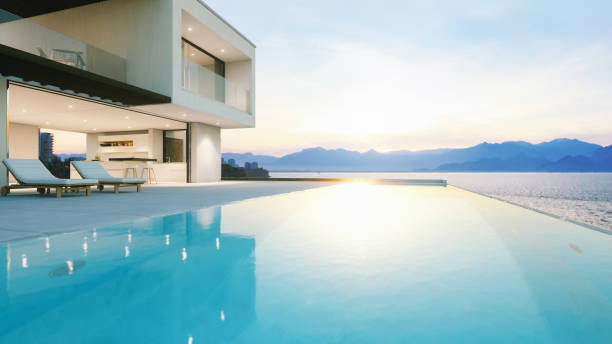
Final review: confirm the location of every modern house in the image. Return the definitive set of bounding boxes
[0,0,256,185]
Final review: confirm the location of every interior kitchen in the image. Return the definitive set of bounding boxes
[8,83,189,183]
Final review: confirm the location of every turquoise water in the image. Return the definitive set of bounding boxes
[272,172,612,231]
[2,184,612,343]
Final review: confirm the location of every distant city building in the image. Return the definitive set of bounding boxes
[221,157,225,165]
[227,158,238,167]
[244,161,259,170]
[39,132,54,162]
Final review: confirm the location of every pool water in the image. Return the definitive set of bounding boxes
[2,184,612,343]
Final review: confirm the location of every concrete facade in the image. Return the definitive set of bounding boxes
[190,122,221,182]
[0,78,7,187]
[0,1,256,184]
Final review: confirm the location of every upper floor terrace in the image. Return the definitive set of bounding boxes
[0,0,255,128]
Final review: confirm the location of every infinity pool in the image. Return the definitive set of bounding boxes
[2,183,612,343]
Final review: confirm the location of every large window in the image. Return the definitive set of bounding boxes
[181,38,225,102]
[38,129,86,178]
[163,130,187,163]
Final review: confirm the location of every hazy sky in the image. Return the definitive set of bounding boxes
[209,0,612,156]
[41,129,86,155]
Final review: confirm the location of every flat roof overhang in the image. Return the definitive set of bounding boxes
[0,44,171,106]
[8,83,186,133]
[0,1,107,18]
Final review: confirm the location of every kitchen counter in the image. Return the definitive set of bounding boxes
[71,161,187,182]
[108,158,158,162]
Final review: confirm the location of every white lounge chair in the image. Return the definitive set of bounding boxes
[72,161,146,193]
[1,159,98,198]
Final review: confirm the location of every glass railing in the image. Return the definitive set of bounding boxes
[181,57,251,113]
[0,10,127,83]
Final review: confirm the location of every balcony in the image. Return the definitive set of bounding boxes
[181,39,251,114]
[0,10,126,84]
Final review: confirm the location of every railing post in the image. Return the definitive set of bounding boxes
[0,76,8,188]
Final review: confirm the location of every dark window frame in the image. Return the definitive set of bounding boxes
[181,38,225,77]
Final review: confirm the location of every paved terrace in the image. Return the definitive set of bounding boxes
[0,181,337,243]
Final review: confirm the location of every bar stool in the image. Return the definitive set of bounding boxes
[141,162,157,184]
[124,165,138,178]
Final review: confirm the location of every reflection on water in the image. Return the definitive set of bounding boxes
[48,260,85,277]
[2,184,612,343]
[0,206,256,344]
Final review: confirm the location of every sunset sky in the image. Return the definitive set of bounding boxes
[46,1,612,155]
[210,0,612,156]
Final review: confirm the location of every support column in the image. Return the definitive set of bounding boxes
[86,133,100,160]
[0,77,8,187]
[189,122,221,183]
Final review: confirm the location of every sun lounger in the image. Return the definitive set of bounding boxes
[72,161,146,193]
[1,159,98,198]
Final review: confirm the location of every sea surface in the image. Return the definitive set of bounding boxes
[271,172,612,231]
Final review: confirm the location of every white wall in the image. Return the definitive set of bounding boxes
[148,129,164,162]
[190,122,221,182]
[225,60,253,113]
[8,123,39,159]
[0,77,8,187]
[177,0,256,60]
[226,60,252,92]
[86,133,99,160]
[7,123,39,184]
[171,0,256,126]
[28,0,173,96]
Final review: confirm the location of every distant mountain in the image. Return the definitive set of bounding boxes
[222,139,611,172]
[592,145,612,163]
[435,154,550,172]
[222,152,280,166]
[541,155,599,172]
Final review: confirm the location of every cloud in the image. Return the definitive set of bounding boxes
[213,0,612,155]
[223,33,612,154]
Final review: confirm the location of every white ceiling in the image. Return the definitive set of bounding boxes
[132,102,246,129]
[182,11,249,63]
[9,84,186,133]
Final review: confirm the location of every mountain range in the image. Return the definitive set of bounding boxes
[223,138,612,172]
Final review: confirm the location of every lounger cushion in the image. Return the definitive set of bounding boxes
[72,161,113,179]
[72,161,146,184]
[3,159,97,185]
[97,178,147,184]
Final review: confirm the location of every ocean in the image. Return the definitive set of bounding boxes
[270,172,612,232]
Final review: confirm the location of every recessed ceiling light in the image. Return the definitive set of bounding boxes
[45,121,50,125]
[165,124,170,127]
[124,116,129,120]
[68,105,73,109]
[215,121,220,126]
[92,128,97,131]
[21,108,27,113]
[181,113,187,117]
[83,119,88,123]
[191,53,195,56]
[187,27,193,32]
[220,49,225,53]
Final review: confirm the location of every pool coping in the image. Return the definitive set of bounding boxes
[0,181,340,244]
[222,177,448,186]
[2,179,606,245]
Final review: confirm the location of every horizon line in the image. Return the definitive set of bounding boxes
[222,137,604,157]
